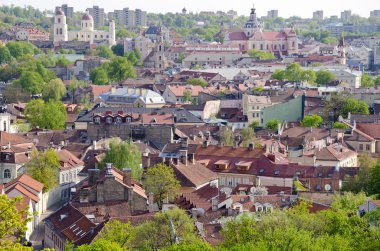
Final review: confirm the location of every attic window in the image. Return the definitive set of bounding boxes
[259,169,264,174]
[274,170,280,176]
[318,172,323,177]
[295,171,301,176]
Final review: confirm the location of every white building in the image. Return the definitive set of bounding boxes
[53,8,115,47]
[242,94,272,126]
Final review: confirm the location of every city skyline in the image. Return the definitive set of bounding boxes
[1,0,379,18]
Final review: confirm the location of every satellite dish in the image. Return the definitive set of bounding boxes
[221,187,232,196]
[324,184,331,191]
[250,187,257,194]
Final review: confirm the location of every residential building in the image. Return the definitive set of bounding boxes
[242,94,272,126]
[345,123,380,154]
[143,42,169,69]
[144,26,170,43]
[313,11,324,20]
[15,28,50,41]
[341,10,352,22]
[0,132,34,184]
[267,10,278,19]
[86,6,105,28]
[110,8,147,27]
[124,36,155,62]
[183,51,241,68]
[135,9,147,27]
[370,10,380,19]
[163,85,217,104]
[55,4,74,18]
[330,69,361,88]
[224,4,298,55]
[99,87,166,108]
[53,9,115,47]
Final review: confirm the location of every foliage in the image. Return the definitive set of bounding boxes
[0,45,11,64]
[0,195,31,246]
[241,127,255,147]
[3,84,30,103]
[341,98,369,118]
[132,208,198,250]
[301,69,317,84]
[100,140,142,181]
[26,149,60,192]
[322,37,339,45]
[332,122,349,129]
[111,44,124,57]
[249,121,260,129]
[5,41,35,59]
[164,240,213,251]
[97,220,133,249]
[316,70,336,86]
[116,29,136,39]
[265,120,280,130]
[361,73,374,88]
[107,56,136,82]
[324,93,369,121]
[76,239,123,251]
[374,75,380,86]
[186,78,208,87]
[42,78,66,102]
[220,128,234,146]
[96,45,114,59]
[56,56,70,67]
[247,49,275,60]
[68,78,89,103]
[15,71,45,94]
[24,99,67,129]
[143,163,180,210]
[271,69,285,81]
[272,63,317,84]
[301,115,323,128]
[368,164,380,196]
[90,67,109,85]
[183,90,192,103]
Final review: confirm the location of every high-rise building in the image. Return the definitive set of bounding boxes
[135,9,147,27]
[341,10,352,22]
[267,10,278,19]
[55,4,74,18]
[313,10,324,20]
[370,10,380,19]
[87,6,105,27]
[110,8,147,27]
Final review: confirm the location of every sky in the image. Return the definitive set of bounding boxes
[1,0,379,18]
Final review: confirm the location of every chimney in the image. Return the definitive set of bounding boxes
[179,149,188,166]
[93,140,97,150]
[148,193,156,213]
[211,197,218,212]
[181,137,189,148]
[248,142,254,151]
[122,168,132,186]
[105,163,114,178]
[7,141,11,149]
[142,152,151,168]
[88,169,100,187]
[202,140,209,148]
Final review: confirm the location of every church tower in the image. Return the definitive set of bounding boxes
[244,4,262,38]
[53,8,68,45]
[337,34,346,65]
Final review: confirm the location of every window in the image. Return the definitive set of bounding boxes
[3,169,10,179]
[274,44,277,50]
[274,170,280,176]
[359,144,363,151]
[88,35,90,38]
[101,35,103,38]
[292,41,295,47]
[282,44,285,50]
[94,117,100,124]
[5,154,10,161]
[106,117,113,124]
[126,117,132,123]
[259,169,264,174]
[295,171,301,176]
[116,117,122,124]
[260,44,264,50]
[366,144,370,151]
[58,18,61,23]
[65,173,68,182]
[95,35,97,38]
[3,121,6,132]
[252,44,255,49]
[86,23,88,27]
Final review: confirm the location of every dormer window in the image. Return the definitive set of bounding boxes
[126,117,132,123]
[116,117,122,124]
[295,171,301,176]
[259,169,264,174]
[5,154,10,161]
[106,117,113,124]
[94,117,100,124]
[274,170,280,176]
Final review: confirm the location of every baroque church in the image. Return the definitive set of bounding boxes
[224,4,298,56]
[53,8,116,47]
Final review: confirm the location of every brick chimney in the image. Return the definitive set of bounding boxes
[179,149,188,166]
[122,168,132,187]
[88,169,100,186]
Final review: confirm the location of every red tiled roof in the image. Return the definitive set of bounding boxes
[228,31,248,41]
[90,85,112,99]
[172,161,218,188]
[6,183,40,202]
[57,149,84,171]
[261,31,287,41]
[5,174,44,194]
[356,123,380,139]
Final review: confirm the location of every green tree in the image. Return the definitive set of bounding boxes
[241,127,255,147]
[133,47,142,61]
[265,120,280,130]
[301,69,317,84]
[24,99,67,129]
[3,84,31,103]
[26,149,60,192]
[249,121,260,129]
[69,78,88,103]
[368,164,380,196]
[341,98,369,118]
[97,220,133,249]
[301,115,323,128]
[219,128,234,146]
[284,63,304,82]
[144,163,180,210]
[16,71,45,94]
[107,56,136,83]
[90,67,109,85]
[42,78,66,102]
[332,122,349,129]
[164,240,213,251]
[125,51,138,66]
[56,56,70,67]
[111,44,124,56]
[76,239,123,251]
[132,208,197,250]
[361,73,374,88]
[6,41,35,59]
[96,45,114,59]
[247,49,275,60]
[374,75,380,86]
[0,195,31,247]
[271,69,286,81]
[316,70,336,87]
[100,140,142,180]
[183,90,192,103]
[322,37,339,45]
[0,45,11,64]
[186,78,208,87]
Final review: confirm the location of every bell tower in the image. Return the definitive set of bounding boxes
[244,3,262,37]
[53,8,68,45]
[337,33,346,65]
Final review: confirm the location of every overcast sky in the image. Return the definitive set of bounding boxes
[1,0,378,18]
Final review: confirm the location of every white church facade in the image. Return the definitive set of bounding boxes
[53,8,115,47]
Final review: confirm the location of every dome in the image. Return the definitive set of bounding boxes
[55,8,65,16]
[82,11,93,21]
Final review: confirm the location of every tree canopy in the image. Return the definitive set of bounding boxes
[301,115,323,128]
[186,78,208,87]
[316,70,336,86]
[24,99,67,129]
[100,140,143,180]
[96,45,114,59]
[247,49,275,60]
[144,163,180,210]
[271,63,316,84]
[361,73,374,88]
[26,149,60,192]
[265,120,280,130]
[42,78,66,102]
[90,67,109,85]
